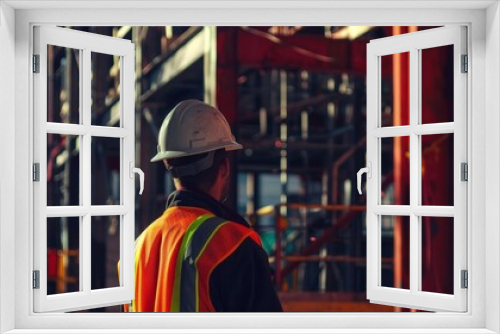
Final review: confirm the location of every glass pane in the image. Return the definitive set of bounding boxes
[381,136,410,205]
[381,215,410,290]
[91,137,121,205]
[91,216,121,290]
[380,52,410,127]
[421,134,454,206]
[91,52,120,127]
[47,45,80,124]
[47,134,80,206]
[421,45,454,124]
[421,216,454,294]
[47,217,80,295]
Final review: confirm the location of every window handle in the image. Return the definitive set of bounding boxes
[129,162,144,195]
[357,162,371,195]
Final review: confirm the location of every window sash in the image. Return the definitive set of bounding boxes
[33,26,136,313]
[366,26,467,312]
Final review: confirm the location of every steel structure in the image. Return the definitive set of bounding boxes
[45,26,454,312]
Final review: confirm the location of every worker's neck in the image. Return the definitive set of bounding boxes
[175,185,222,202]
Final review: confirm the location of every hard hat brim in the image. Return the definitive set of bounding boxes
[150,141,243,163]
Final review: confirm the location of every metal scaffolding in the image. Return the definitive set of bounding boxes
[45,25,454,312]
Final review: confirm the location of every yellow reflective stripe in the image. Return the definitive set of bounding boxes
[193,222,228,312]
[171,213,214,312]
[130,233,144,312]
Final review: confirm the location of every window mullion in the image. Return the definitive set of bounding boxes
[82,47,92,294]
[120,55,125,286]
[82,214,91,293]
[409,48,420,294]
[122,50,135,293]
[366,48,379,298]
[78,48,84,292]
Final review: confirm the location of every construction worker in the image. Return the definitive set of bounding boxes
[127,100,283,312]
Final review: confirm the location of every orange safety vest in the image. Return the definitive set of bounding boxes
[125,206,262,312]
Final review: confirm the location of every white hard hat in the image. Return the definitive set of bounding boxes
[150,100,243,163]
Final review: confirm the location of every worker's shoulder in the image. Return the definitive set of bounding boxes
[214,219,262,246]
[219,219,253,232]
[136,206,212,243]
[150,206,212,229]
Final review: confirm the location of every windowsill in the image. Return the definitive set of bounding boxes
[3,329,498,334]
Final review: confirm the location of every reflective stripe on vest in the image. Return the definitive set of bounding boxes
[170,213,215,312]
[170,214,262,312]
[179,216,226,312]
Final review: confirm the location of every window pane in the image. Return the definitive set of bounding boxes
[421,134,454,206]
[47,45,80,124]
[47,134,80,206]
[91,137,121,205]
[380,52,410,127]
[91,52,120,127]
[421,45,454,124]
[91,216,121,290]
[421,216,454,294]
[381,137,410,205]
[381,215,409,290]
[47,217,80,295]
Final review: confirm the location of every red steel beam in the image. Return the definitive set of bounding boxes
[392,26,414,292]
[216,27,239,126]
[236,27,372,75]
[216,28,239,209]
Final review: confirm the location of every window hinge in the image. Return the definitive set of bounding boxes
[33,163,40,182]
[461,54,468,73]
[33,270,40,289]
[461,162,468,181]
[461,270,468,289]
[33,54,40,73]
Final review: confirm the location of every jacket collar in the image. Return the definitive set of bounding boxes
[166,188,249,227]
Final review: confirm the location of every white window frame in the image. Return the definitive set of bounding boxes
[32,26,136,312]
[0,2,498,333]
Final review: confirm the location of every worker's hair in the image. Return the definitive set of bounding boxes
[164,149,228,193]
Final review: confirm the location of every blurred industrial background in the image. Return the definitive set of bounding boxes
[45,26,454,312]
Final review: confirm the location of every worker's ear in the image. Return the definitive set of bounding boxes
[220,156,230,179]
